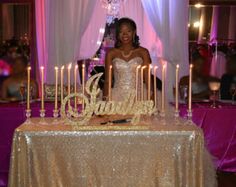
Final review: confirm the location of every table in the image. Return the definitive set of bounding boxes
[8,117,216,187]
[0,102,54,186]
[179,102,236,172]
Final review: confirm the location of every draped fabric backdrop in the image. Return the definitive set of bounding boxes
[141,0,189,99]
[36,0,105,83]
[35,0,189,100]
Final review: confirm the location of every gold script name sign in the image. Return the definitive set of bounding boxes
[61,73,156,125]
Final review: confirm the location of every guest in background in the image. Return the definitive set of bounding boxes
[1,56,38,101]
[220,54,236,100]
[179,55,214,100]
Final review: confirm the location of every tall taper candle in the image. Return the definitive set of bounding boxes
[108,65,112,101]
[175,64,179,111]
[161,64,166,112]
[40,66,44,110]
[74,65,78,108]
[27,66,31,110]
[153,66,158,108]
[60,66,64,104]
[82,63,85,109]
[67,63,72,106]
[135,65,141,101]
[54,67,58,110]
[188,64,193,111]
[148,64,152,100]
[141,66,147,101]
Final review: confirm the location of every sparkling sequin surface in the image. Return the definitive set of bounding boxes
[112,57,145,101]
[8,117,216,187]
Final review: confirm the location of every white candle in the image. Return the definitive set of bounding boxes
[54,67,58,110]
[148,64,152,100]
[82,63,85,109]
[161,64,166,112]
[141,66,147,101]
[74,65,78,108]
[27,66,31,110]
[175,64,179,111]
[188,64,193,111]
[108,65,112,101]
[135,65,141,101]
[67,63,72,106]
[153,66,158,108]
[60,66,64,104]
[40,66,44,110]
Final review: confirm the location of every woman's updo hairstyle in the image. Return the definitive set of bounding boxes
[115,17,140,48]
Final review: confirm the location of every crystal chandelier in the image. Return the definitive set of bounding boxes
[101,0,125,24]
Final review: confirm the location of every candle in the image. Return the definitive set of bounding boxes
[188,64,193,111]
[141,66,147,101]
[67,63,72,106]
[40,66,44,110]
[135,65,141,101]
[27,66,31,110]
[161,64,166,112]
[60,66,64,104]
[108,65,112,101]
[175,64,179,111]
[153,66,158,108]
[148,64,152,100]
[54,67,58,110]
[82,63,85,109]
[74,65,78,108]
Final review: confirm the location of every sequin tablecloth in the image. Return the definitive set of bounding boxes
[8,118,216,187]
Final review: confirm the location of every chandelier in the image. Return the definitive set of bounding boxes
[101,0,125,24]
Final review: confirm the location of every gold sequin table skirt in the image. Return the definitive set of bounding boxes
[8,117,216,187]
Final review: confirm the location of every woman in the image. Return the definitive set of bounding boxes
[104,17,151,101]
[1,56,38,101]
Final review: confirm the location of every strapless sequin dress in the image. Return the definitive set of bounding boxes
[111,57,146,101]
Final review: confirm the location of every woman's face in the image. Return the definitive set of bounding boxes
[118,24,135,46]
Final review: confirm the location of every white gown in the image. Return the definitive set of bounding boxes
[111,57,145,101]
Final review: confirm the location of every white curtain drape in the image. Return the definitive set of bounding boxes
[141,0,189,100]
[35,0,106,83]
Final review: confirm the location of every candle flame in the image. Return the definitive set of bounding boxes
[110,65,112,69]
[137,65,141,69]
[27,66,31,70]
[190,64,193,68]
[150,65,152,69]
[141,65,147,70]
[154,66,158,70]
[176,64,179,68]
[40,66,44,70]
[68,63,72,69]
[61,65,65,70]
[75,65,78,69]
[55,66,58,70]
[82,64,85,68]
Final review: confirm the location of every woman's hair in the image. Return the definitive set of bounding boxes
[115,17,140,48]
